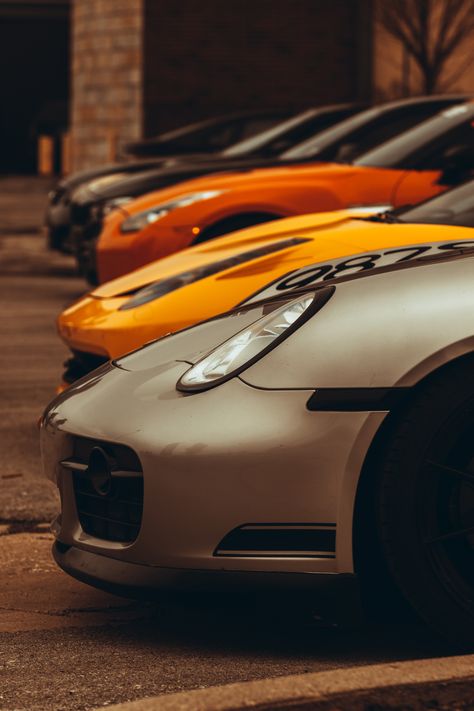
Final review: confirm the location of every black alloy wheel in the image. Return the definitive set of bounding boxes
[375,357,474,648]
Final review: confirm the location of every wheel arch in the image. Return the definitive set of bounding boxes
[351,349,474,616]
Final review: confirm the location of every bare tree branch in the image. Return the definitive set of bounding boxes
[377,0,474,94]
[439,49,474,90]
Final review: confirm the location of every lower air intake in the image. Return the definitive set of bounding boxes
[215,524,336,558]
[63,437,143,544]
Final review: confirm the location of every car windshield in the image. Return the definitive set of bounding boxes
[393,180,474,228]
[221,106,356,158]
[280,97,467,164]
[364,179,474,228]
[152,116,224,143]
[355,103,474,169]
[222,110,316,157]
[280,106,382,160]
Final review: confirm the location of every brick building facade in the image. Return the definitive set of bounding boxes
[71,0,373,170]
[2,1,474,174]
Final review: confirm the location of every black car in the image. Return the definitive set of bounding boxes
[69,104,367,282]
[123,109,290,158]
[45,110,289,252]
[70,95,468,284]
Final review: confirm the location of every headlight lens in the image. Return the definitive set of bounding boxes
[177,287,334,391]
[120,190,223,233]
[118,237,310,310]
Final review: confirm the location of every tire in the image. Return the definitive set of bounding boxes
[375,357,474,648]
[75,237,98,286]
[193,212,281,244]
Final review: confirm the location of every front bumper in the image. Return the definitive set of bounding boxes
[57,294,159,366]
[45,201,72,252]
[53,539,361,622]
[53,541,359,618]
[41,359,386,589]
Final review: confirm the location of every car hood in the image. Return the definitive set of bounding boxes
[59,158,169,192]
[75,156,292,204]
[90,209,383,299]
[118,162,370,217]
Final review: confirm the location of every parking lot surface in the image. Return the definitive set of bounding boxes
[0,177,466,711]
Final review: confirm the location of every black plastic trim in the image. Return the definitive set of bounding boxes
[307,387,410,412]
[215,523,336,558]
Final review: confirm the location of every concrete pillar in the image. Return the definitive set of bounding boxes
[71,0,143,170]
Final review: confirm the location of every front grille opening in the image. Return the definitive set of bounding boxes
[215,524,336,558]
[73,473,143,543]
[68,437,143,544]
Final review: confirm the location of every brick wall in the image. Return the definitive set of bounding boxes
[71,0,143,170]
[144,0,371,136]
[71,0,372,170]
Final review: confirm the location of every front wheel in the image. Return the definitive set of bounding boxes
[375,358,474,648]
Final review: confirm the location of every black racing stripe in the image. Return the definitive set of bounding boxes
[307,387,410,412]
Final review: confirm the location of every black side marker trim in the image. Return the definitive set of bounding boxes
[307,387,410,412]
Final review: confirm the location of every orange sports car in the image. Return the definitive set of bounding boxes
[95,102,474,284]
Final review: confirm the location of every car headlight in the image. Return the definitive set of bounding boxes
[120,190,223,233]
[89,197,134,223]
[118,237,310,310]
[177,287,334,392]
[102,196,134,217]
[48,186,66,205]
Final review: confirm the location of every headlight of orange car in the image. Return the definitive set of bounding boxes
[119,237,310,310]
[120,190,224,233]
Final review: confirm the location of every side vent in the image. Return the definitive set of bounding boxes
[215,523,336,558]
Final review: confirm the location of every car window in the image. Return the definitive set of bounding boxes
[156,116,284,151]
[403,121,474,173]
[222,112,313,157]
[222,108,358,159]
[257,107,357,157]
[327,104,446,162]
[236,117,285,141]
[282,99,466,163]
[398,180,474,228]
[204,122,240,148]
[280,106,383,160]
[356,103,474,169]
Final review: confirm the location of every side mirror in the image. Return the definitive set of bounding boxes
[438,144,474,186]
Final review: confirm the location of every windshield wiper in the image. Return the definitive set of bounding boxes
[361,210,405,224]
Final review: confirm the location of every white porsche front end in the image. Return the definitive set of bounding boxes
[41,248,474,638]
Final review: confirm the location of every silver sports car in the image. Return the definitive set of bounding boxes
[41,243,474,645]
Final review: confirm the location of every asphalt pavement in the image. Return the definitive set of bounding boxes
[0,176,471,711]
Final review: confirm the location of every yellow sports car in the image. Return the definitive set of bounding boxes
[58,181,474,387]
